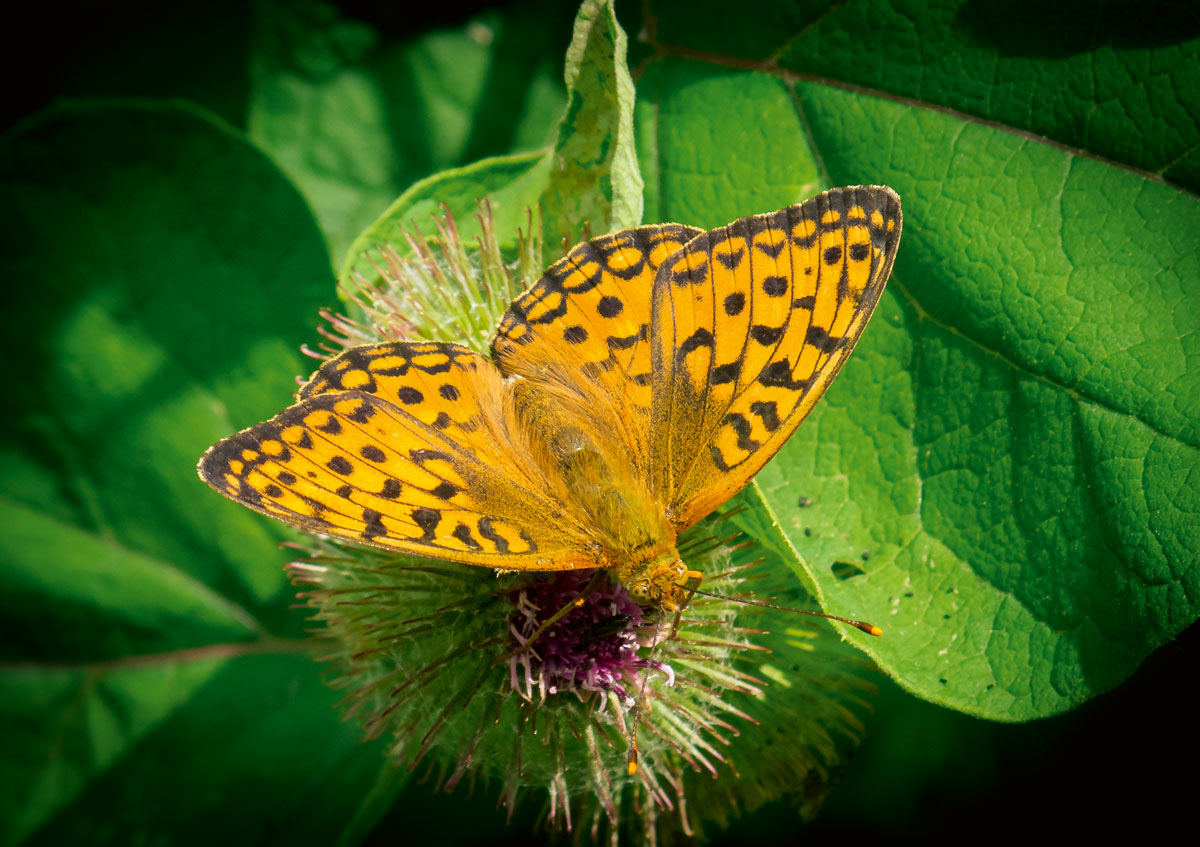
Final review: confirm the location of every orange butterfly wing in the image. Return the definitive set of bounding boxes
[492,224,702,475]
[649,186,902,528]
[199,341,595,569]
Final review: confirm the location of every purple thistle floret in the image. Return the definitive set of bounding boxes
[508,570,674,708]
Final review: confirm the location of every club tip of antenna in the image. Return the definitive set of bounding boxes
[855,621,883,636]
[626,750,638,776]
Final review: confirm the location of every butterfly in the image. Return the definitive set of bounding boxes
[199,186,902,612]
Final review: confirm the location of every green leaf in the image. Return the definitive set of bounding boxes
[0,100,393,845]
[249,0,571,262]
[652,0,1200,190]
[339,148,552,282]
[636,53,1199,720]
[539,0,644,248]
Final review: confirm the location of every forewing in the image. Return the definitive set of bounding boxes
[650,186,902,528]
[199,342,594,569]
[492,224,702,473]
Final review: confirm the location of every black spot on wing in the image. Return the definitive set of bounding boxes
[759,359,808,391]
[672,257,709,287]
[431,481,458,500]
[724,413,760,453]
[677,327,715,359]
[806,325,841,354]
[380,478,402,499]
[711,361,742,384]
[761,276,788,297]
[749,324,783,345]
[396,386,424,405]
[362,509,387,540]
[478,517,509,553]
[713,246,745,270]
[412,507,440,541]
[750,400,780,432]
[451,523,482,551]
[754,237,786,258]
[597,296,623,317]
[710,445,734,472]
[316,416,342,435]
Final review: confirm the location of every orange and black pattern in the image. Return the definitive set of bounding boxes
[199,186,902,596]
[650,187,900,525]
[200,341,593,569]
[493,223,702,473]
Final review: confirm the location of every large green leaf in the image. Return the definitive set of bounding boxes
[633,42,1198,717]
[652,0,1200,190]
[0,101,393,846]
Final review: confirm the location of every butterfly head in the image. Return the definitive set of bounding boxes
[616,549,702,612]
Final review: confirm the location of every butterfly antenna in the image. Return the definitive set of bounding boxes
[688,587,883,636]
[625,609,664,776]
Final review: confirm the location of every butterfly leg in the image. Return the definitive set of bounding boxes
[493,569,611,665]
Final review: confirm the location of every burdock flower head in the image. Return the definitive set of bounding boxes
[276,204,879,842]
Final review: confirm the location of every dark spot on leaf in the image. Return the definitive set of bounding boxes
[831,561,866,581]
